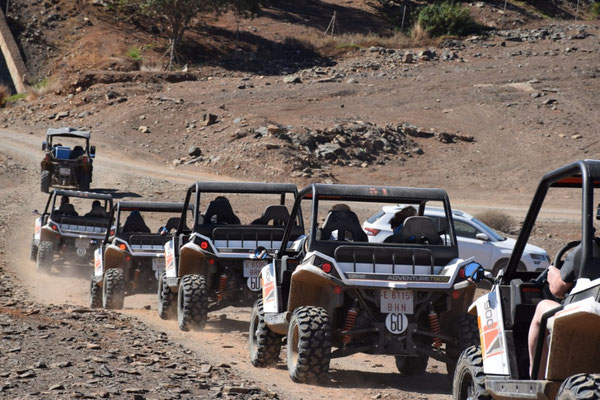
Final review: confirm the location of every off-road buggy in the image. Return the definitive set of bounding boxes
[454,160,600,400]
[32,189,112,274]
[160,181,303,332]
[249,184,485,383]
[40,127,96,193]
[90,201,190,309]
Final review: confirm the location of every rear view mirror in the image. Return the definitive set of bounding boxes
[42,141,47,151]
[90,146,96,158]
[476,233,489,242]
[254,246,268,260]
[464,262,485,283]
[32,209,40,215]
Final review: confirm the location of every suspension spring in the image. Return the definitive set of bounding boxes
[342,305,358,345]
[428,304,442,349]
[217,274,228,302]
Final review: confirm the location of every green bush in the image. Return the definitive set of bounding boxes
[417,1,476,37]
[127,46,142,61]
[592,2,600,18]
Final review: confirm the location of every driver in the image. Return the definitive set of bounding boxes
[57,196,78,216]
[527,242,585,378]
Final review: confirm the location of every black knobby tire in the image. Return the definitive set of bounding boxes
[89,277,102,308]
[30,240,38,262]
[177,274,208,332]
[557,373,600,400]
[79,172,90,191]
[287,306,332,383]
[395,355,429,376]
[158,269,177,320]
[36,241,53,273]
[249,300,282,367]
[452,346,491,400]
[102,268,125,310]
[40,170,50,193]
[447,314,480,378]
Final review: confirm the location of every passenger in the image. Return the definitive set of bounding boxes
[84,200,108,218]
[57,196,78,216]
[384,206,416,243]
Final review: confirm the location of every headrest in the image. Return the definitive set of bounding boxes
[320,210,368,242]
[397,216,442,245]
[203,197,240,225]
[252,205,290,225]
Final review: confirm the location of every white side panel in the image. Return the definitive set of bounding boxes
[476,288,510,375]
[34,218,42,241]
[94,247,103,277]
[164,239,176,278]
[261,262,278,313]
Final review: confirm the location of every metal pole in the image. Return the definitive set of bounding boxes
[401,5,406,31]
[501,0,508,29]
[575,0,580,20]
[5,0,9,16]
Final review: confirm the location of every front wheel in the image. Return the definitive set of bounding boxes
[157,269,177,320]
[287,306,331,383]
[395,355,429,376]
[177,274,208,331]
[30,240,38,262]
[102,268,125,309]
[452,346,491,400]
[36,241,53,273]
[90,277,102,308]
[249,300,282,367]
[557,373,600,399]
[447,314,480,378]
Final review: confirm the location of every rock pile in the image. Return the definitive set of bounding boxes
[496,24,594,43]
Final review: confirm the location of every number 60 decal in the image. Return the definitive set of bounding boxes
[385,313,408,334]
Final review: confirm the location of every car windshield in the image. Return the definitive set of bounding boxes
[470,217,506,241]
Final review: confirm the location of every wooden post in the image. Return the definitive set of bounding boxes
[401,5,406,31]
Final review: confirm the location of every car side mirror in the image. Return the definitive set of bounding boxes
[90,146,96,158]
[42,141,47,151]
[476,233,489,242]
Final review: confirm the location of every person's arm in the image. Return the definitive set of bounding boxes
[548,265,573,298]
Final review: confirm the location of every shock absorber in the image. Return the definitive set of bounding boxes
[217,274,228,302]
[342,302,359,345]
[428,303,442,349]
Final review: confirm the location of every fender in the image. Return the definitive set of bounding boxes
[94,247,104,278]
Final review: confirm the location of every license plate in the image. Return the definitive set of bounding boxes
[59,167,71,176]
[243,260,265,277]
[152,258,165,271]
[76,238,90,249]
[380,290,414,314]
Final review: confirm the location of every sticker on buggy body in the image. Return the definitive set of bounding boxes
[475,289,510,375]
[94,248,103,277]
[261,263,278,313]
[164,239,176,278]
[34,218,42,240]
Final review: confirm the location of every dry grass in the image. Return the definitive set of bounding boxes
[476,210,515,234]
[293,28,438,58]
[26,78,62,100]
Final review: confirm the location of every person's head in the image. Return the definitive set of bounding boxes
[92,200,101,208]
[61,196,70,205]
[390,206,417,232]
[129,210,140,218]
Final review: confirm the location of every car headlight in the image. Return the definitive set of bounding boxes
[530,253,547,261]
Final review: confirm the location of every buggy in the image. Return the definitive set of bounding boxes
[90,201,190,309]
[249,184,485,383]
[453,160,600,400]
[32,189,112,273]
[40,127,96,193]
[160,181,303,331]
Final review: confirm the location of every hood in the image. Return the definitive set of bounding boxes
[493,237,548,255]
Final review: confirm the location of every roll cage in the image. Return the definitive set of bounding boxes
[44,128,91,153]
[176,181,302,234]
[277,184,459,259]
[503,160,600,284]
[43,189,113,219]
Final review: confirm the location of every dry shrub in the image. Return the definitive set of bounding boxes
[476,210,514,234]
[411,23,430,42]
[28,78,62,97]
[0,84,9,107]
[291,30,438,59]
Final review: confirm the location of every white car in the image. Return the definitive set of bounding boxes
[363,206,550,275]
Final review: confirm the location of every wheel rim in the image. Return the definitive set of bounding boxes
[290,321,300,367]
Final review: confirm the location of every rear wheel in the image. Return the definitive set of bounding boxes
[287,306,331,383]
[249,300,282,367]
[177,274,208,331]
[395,355,429,375]
[102,268,125,309]
[447,314,480,379]
[79,172,90,191]
[158,269,177,320]
[557,373,600,399]
[452,346,491,400]
[89,277,102,308]
[36,241,53,273]
[40,170,50,193]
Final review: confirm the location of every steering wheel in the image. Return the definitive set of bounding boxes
[553,240,581,269]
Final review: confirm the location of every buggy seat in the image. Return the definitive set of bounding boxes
[252,205,290,226]
[319,210,369,242]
